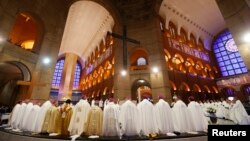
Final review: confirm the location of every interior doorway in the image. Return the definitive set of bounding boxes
[131,79,151,103]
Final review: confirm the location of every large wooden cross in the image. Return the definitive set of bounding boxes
[108,25,140,69]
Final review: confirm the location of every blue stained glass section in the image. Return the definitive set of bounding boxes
[52,59,65,88]
[213,30,248,76]
[222,71,228,76]
[217,57,223,62]
[233,64,240,68]
[219,62,225,66]
[221,67,226,71]
[223,56,229,60]
[235,69,242,74]
[226,65,233,70]
[225,60,230,65]
[228,70,235,75]
[73,63,81,89]
[221,51,227,56]
[229,54,235,59]
[242,68,248,72]
[52,59,82,89]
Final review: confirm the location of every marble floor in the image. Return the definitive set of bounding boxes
[0,130,207,141]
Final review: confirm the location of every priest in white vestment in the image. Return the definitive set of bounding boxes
[229,99,250,125]
[21,102,34,130]
[104,99,109,108]
[137,98,158,135]
[119,99,138,136]
[91,99,95,107]
[187,96,207,131]
[9,103,21,129]
[99,99,104,109]
[15,102,27,129]
[33,100,52,133]
[28,104,41,132]
[102,99,120,136]
[172,96,193,133]
[68,99,91,135]
[154,96,174,134]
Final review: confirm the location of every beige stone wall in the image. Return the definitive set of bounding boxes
[0,0,69,101]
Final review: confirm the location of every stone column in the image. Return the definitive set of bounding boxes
[58,53,78,101]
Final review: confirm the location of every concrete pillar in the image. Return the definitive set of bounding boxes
[58,53,78,101]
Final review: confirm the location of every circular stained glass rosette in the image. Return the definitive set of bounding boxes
[225,38,238,52]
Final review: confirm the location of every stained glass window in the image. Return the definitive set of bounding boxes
[52,59,64,88]
[242,85,250,95]
[137,57,146,66]
[52,59,81,89]
[213,30,248,77]
[73,63,81,89]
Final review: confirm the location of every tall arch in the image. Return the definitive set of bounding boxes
[213,30,248,76]
[131,79,151,101]
[51,58,82,89]
[169,80,177,91]
[0,61,31,106]
[179,27,187,43]
[9,11,44,53]
[193,84,201,92]
[204,85,211,93]
[178,82,190,91]
[130,48,149,70]
[6,61,31,81]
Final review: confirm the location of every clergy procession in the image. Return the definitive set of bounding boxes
[5,95,250,140]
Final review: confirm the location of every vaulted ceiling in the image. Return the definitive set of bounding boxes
[59,1,114,61]
[159,0,226,49]
[60,0,226,61]
[111,0,155,21]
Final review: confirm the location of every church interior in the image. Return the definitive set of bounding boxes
[0,0,250,141]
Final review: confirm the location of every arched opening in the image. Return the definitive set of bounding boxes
[8,12,44,53]
[131,79,151,102]
[179,27,187,43]
[192,84,201,101]
[240,84,250,102]
[0,61,31,107]
[168,21,177,38]
[200,85,211,101]
[198,38,204,51]
[130,48,149,70]
[137,57,147,66]
[178,82,190,104]
[172,54,184,72]
[50,58,82,100]
[169,80,177,96]
[221,87,236,98]
[189,33,197,48]
[185,58,195,75]
[195,61,204,76]
[104,61,112,80]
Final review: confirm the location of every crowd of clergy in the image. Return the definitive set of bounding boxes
[5,95,250,139]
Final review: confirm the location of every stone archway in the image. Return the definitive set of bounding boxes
[0,61,31,107]
[131,79,151,102]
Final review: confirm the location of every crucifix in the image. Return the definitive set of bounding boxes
[108,25,140,69]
